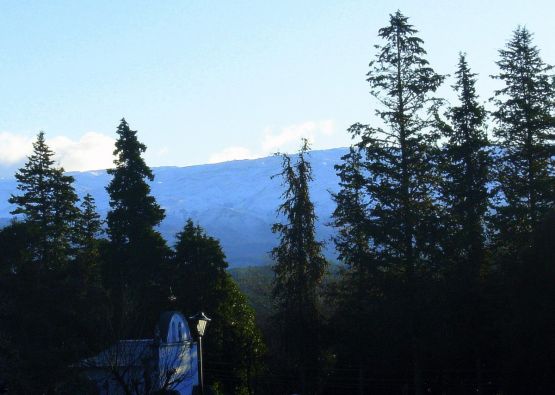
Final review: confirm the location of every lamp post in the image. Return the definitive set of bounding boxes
[189,312,211,395]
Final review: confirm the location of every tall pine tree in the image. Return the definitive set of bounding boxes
[491,27,555,252]
[105,118,169,335]
[271,139,327,395]
[9,131,79,268]
[439,54,490,274]
[436,53,491,392]
[354,11,444,393]
[490,28,555,391]
[3,134,106,393]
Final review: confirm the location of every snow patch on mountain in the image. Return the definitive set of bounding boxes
[0,148,347,267]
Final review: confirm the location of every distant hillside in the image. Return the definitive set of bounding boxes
[0,147,347,267]
[229,266,275,324]
[229,263,342,326]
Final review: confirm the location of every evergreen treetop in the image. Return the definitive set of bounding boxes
[10,131,57,222]
[271,139,327,304]
[172,219,228,312]
[74,193,103,266]
[76,194,103,245]
[491,26,555,247]
[9,131,79,267]
[437,53,490,273]
[106,118,165,245]
[174,219,228,274]
[358,10,444,273]
[368,10,444,138]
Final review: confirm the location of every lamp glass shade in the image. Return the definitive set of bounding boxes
[189,312,211,337]
[197,319,208,337]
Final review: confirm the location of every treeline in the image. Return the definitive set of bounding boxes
[0,121,264,394]
[264,11,555,395]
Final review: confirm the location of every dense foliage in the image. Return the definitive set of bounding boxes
[171,220,265,395]
[8,131,80,268]
[0,124,265,395]
[1,134,107,393]
[321,13,555,395]
[490,27,555,253]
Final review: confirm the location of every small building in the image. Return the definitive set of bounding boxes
[82,311,198,395]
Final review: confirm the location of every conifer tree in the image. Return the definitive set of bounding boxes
[490,28,555,391]
[438,53,490,277]
[9,131,79,268]
[3,137,105,393]
[171,219,265,395]
[105,119,169,334]
[51,168,80,260]
[172,219,228,312]
[75,193,103,253]
[106,119,165,244]
[491,27,555,252]
[9,132,55,219]
[354,11,444,393]
[437,53,490,391]
[360,10,444,278]
[73,193,103,282]
[271,139,327,395]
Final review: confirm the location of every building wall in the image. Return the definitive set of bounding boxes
[82,312,198,395]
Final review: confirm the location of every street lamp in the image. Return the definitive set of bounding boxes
[189,312,211,395]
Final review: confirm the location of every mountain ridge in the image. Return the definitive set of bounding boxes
[0,147,347,267]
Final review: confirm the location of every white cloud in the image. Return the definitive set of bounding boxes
[0,131,116,172]
[0,132,34,164]
[319,120,334,136]
[208,146,255,164]
[261,120,335,153]
[50,132,115,171]
[156,146,170,157]
[208,120,336,165]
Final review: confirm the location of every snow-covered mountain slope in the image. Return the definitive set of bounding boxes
[0,148,347,267]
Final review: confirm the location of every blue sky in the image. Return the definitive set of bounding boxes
[0,0,552,176]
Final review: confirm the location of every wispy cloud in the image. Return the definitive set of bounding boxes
[0,131,116,172]
[0,132,34,165]
[208,146,255,164]
[208,120,336,164]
